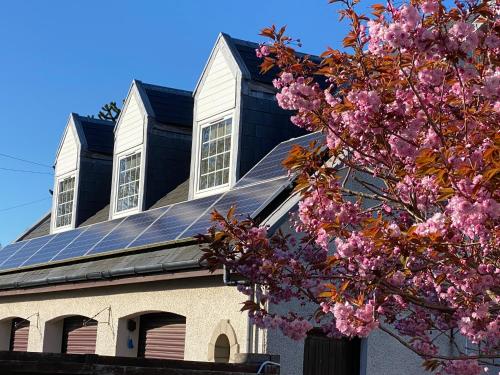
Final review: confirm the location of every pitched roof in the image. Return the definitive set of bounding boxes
[224,34,322,85]
[77,116,115,154]
[230,37,279,84]
[137,81,193,128]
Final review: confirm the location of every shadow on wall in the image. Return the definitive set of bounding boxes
[0,316,30,351]
[43,314,96,354]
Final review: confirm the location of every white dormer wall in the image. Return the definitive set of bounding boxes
[189,35,245,199]
[50,115,82,233]
[109,82,149,219]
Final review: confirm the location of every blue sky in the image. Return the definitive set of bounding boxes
[0,0,375,246]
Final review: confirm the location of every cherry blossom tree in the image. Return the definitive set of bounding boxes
[200,1,499,373]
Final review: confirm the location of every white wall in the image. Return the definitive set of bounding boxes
[196,47,236,123]
[115,91,145,155]
[55,124,78,177]
[0,276,249,362]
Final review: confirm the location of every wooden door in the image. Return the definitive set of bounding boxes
[303,329,361,375]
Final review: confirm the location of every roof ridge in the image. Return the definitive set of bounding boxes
[75,114,115,127]
[227,34,321,61]
[141,82,192,97]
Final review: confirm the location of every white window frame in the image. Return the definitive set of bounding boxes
[113,149,143,216]
[194,113,234,198]
[52,173,77,233]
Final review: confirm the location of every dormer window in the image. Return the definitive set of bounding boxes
[55,176,75,228]
[198,117,232,192]
[116,151,142,212]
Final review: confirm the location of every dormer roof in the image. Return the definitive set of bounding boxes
[133,80,193,128]
[140,82,193,127]
[193,32,322,97]
[77,116,115,155]
[228,36,279,84]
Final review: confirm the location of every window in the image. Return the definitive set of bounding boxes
[116,152,141,212]
[199,118,231,191]
[56,176,75,228]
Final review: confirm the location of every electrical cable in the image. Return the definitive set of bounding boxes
[0,152,52,168]
[0,167,53,175]
[0,197,50,213]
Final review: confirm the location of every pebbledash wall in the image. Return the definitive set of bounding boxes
[0,276,250,361]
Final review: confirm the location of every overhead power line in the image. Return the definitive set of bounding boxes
[0,167,53,175]
[0,197,50,213]
[0,152,52,169]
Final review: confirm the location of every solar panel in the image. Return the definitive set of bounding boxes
[0,134,320,272]
[0,241,30,267]
[235,132,323,188]
[180,177,290,238]
[51,219,123,262]
[88,206,169,255]
[0,234,56,270]
[129,194,221,248]
[22,228,87,267]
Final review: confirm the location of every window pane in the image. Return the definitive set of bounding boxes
[202,127,210,143]
[201,159,208,174]
[208,173,215,187]
[216,154,223,169]
[201,143,209,158]
[200,175,208,190]
[215,171,223,186]
[208,157,215,172]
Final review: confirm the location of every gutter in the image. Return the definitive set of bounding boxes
[0,259,201,291]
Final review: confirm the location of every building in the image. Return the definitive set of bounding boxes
[0,33,431,375]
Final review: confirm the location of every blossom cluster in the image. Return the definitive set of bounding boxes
[202,1,500,374]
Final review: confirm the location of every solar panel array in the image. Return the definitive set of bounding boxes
[0,132,322,273]
[0,177,290,273]
[234,132,323,188]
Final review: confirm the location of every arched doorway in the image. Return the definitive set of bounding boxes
[137,312,186,360]
[207,320,239,363]
[214,334,230,363]
[9,318,29,352]
[61,315,98,354]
